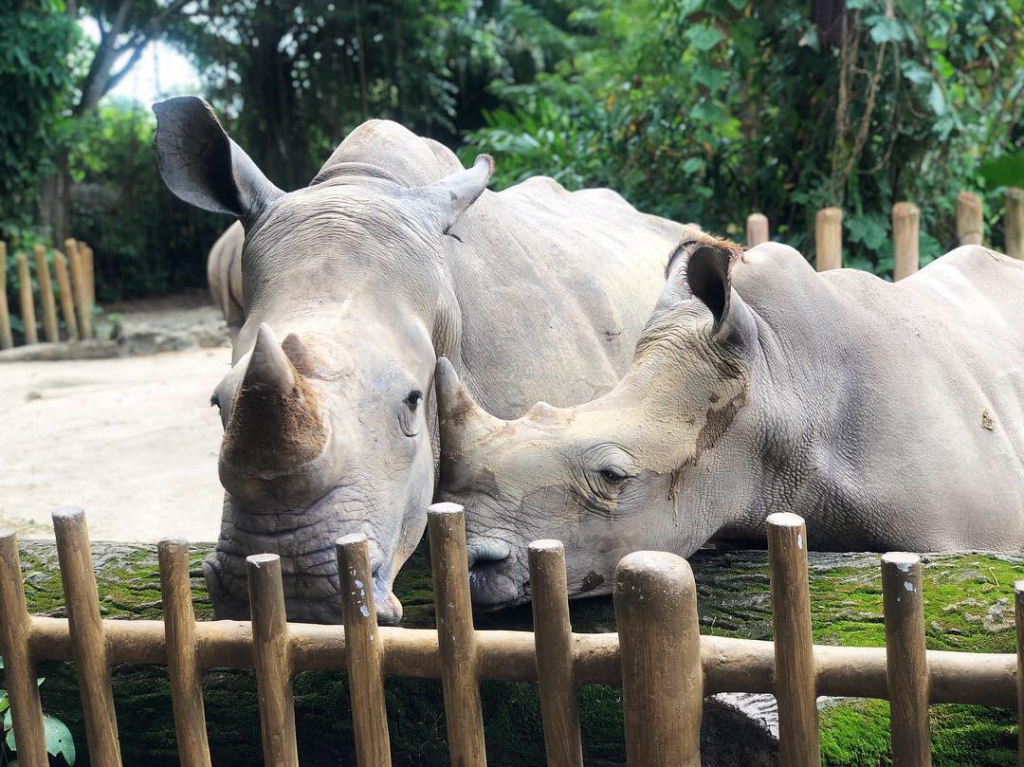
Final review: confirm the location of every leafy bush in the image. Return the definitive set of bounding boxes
[466,0,1024,277]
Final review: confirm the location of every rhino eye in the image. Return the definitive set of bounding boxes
[405,390,423,410]
[599,468,628,485]
[210,393,221,409]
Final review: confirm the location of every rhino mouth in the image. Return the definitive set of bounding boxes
[466,537,530,609]
[205,488,404,624]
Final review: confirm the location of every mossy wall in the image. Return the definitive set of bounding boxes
[2,543,1021,766]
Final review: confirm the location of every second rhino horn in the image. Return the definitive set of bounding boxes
[435,357,507,456]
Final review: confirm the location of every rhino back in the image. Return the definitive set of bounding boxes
[733,244,1024,550]
[446,176,688,417]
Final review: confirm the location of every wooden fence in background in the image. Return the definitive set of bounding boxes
[746,186,1024,277]
[1,506,1023,767]
[0,238,94,350]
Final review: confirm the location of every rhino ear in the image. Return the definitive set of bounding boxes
[153,96,284,222]
[429,155,493,233]
[685,240,755,348]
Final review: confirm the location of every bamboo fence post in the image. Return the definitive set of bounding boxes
[32,244,58,342]
[0,530,49,767]
[337,533,392,767]
[614,551,703,767]
[746,213,770,248]
[882,553,931,766]
[767,512,821,767]
[52,507,122,766]
[892,202,920,281]
[16,251,37,345]
[815,207,843,271]
[80,240,96,307]
[158,538,213,767]
[0,241,12,349]
[65,238,92,339]
[528,540,583,767]
[1015,580,1024,767]
[1006,188,1024,260]
[246,553,300,767]
[427,503,487,767]
[53,251,79,340]
[956,192,984,246]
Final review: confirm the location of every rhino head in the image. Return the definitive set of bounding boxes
[154,97,491,623]
[436,236,758,609]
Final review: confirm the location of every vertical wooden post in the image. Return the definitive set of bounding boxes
[892,202,920,281]
[65,238,92,339]
[0,530,49,767]
[528,541,583,767]
[337,533,392,767]
[1006,188,1024,260]
[427,503,487,767]
[1015,580,1024,767]
[53,251,79,340]
[52,507,122,766]
[767,512,821,767]
[0,241,12,349]
[81,240,96,307]
[16,251,37,345]
[882,552,931,767]
[746,213,770,248]
[956,192,984,246]
[815,207,843,271]
[246,553,300,767]
[32,244,58,342]
[614,551,703,767]
[158,538,213,767]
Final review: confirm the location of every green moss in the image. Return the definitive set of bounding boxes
[5,542,1021,766]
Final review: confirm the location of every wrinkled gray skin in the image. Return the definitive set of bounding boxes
[153,96,689,623]
[207,221,245,342]
[438,238,1024,609]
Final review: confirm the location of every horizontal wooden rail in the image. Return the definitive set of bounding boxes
[21,616,1018,707]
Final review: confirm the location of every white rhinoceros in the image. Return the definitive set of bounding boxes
[206,221,244,342]
[436,236,1024,609]
[153,96,691,623]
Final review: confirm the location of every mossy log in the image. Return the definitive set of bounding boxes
[1,543,1021,766]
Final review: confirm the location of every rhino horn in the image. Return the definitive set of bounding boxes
[435,357,507,457]
[221,324,328,479]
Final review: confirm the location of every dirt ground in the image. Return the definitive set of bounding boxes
[0,299,230,542]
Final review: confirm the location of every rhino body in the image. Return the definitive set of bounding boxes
[207,222,245,341]
[154,96,689,622]
[438,239,1024,609]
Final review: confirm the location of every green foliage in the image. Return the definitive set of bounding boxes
[467,0,1024,277]
[0,656,77,766]
[67,100,224,301]
[0,1,77,238]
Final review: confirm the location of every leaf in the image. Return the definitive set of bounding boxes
[682,157,706,173]
[980,152,1024,188]
[867,15,904,44]
[45,715,76,764]
[686,26,726,52]
[927,82,947,115]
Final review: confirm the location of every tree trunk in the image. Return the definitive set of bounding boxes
[38,151,71,245]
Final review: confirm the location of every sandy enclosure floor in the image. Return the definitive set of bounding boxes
[0,304,231,542]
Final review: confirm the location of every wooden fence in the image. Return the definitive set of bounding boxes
[1,506,1022,767]
[746,186,1024,275]
[0,238,94,350]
